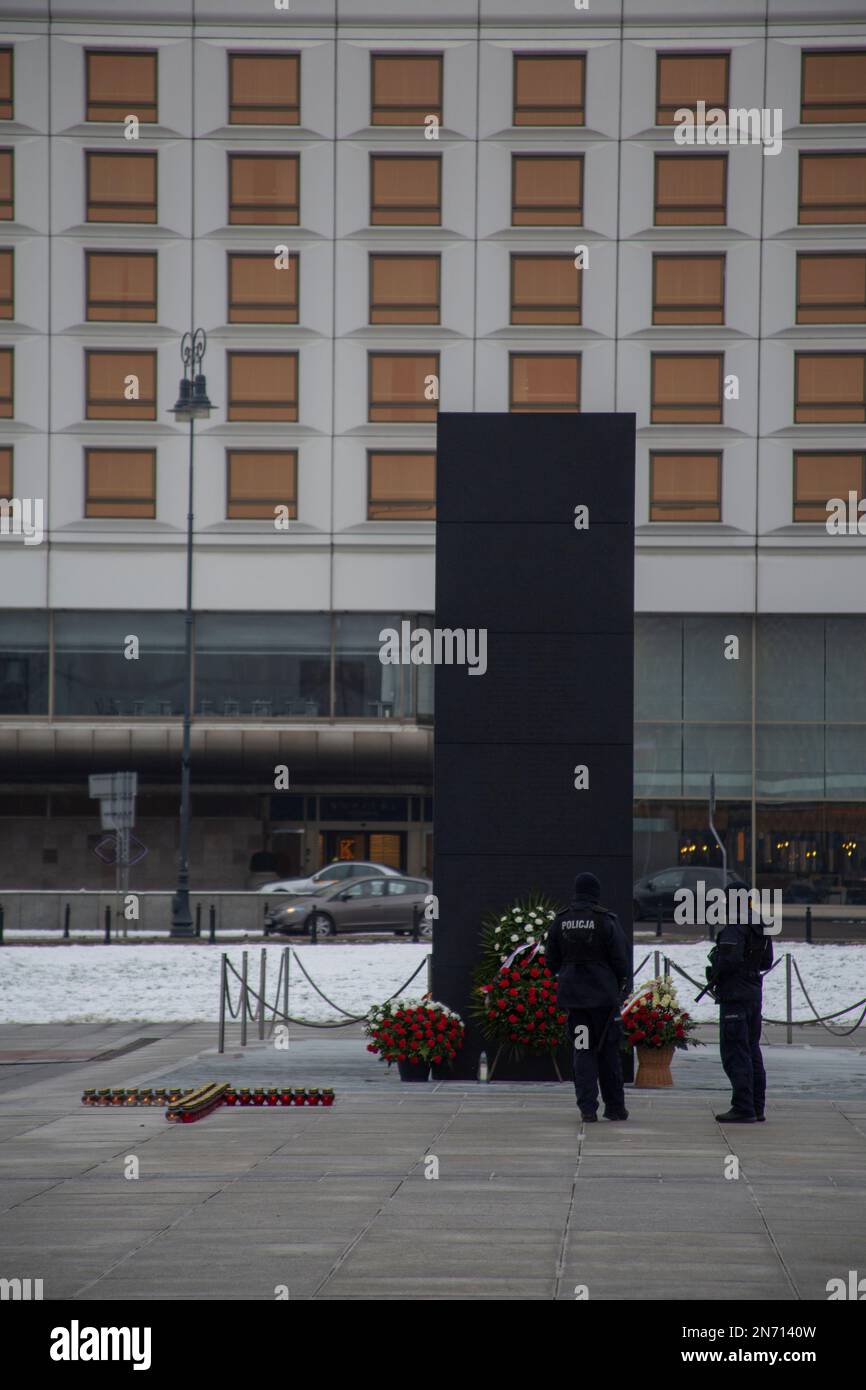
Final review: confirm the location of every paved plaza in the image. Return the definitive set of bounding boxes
[0,1021,864,1301]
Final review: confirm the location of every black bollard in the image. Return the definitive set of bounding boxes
[0,902,4,946]
[411,902,421,943]
[655,901,663,938]
[208,904,216,943]
[63,903,71,940]
[805,905,812,944]
[309,913,318,945]
[195,902,202,938]
[104,905,111,943]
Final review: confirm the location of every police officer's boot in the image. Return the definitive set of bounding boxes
[714,1108,756,1123]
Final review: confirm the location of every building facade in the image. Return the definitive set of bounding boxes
[0,0,865,897]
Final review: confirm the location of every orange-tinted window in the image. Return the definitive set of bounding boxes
[513,54,585,126]
[368,451,436,519]
[801,50,866,124]
[656,52,729,124]
[229,53,300,125]
[0,49,12,121]
[510,255,581,325]
[86,152,157,223]
[794,353,866,422]
[85,449,156,518]
[229,154,299,225]
[799,153,866,224]
[512,155,583,226]
[371,54,442,125]
[0,347,12,416]
[794,452,866,521]
[651,354,723,424]
[510,354,580,412]
[86,51,157,122]
[369,255,440,324]
[86,251,156,322]
[227,353,298,421]
[0,247,12,318]
[652,255,725,325]
[86,351,156,420]
[796,253,866,323]
[0,149,12,221]
[368,354,439,422]
[650,452,722,521]
[0,445,10,494]
[228,253,298,323]
[654,154,727,225]
[370,156,441,226]
[227,450,297,519]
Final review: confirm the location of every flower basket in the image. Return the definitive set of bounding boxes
[621,974,702,1088]
[364,998,465,1079]
[470,893,568,1073]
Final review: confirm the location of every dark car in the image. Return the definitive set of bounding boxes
[633,866,749,921]
[781,878,828,904]
[263,875,434,939]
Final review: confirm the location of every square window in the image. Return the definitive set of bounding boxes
[86,50,157,123]
[226,450,297,519]
[228,252,298,324]
[229,52,300,125]
[86,251,156,322]
[799,152,866,224]
[651,353,723,424]
[86,151,156,223]
[794,353,866,423]
[368,353,439,422]
[0,347,12,417]
[85,350,156,420]
[370,155,441,226]
[796,253,866,323]
[510,254,581,324]
[367,451,435,519]
[509,354,580,411]
[0,247,12,318]
[793,451,866,521]
[650,452,721,520]
[654,154,727,226]
[652,254,725,325]
[512,154,583,226]
[801,50,866,124]
[227,352,298,421]
[371,54,442,125]
[513,54,585,127]
[369,255,440,324]
[85,449,156,518]
[229,153,299,225]
[0,49,12,121]
[656,52,729,125]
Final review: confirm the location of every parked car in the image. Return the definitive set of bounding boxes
[258,861,402,895]
[633,865,749,920]
[263,875,433,938]
[781,878,828,905]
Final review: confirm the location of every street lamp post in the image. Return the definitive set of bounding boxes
[169,329,214,938]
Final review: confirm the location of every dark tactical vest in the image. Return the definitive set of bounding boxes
[558,906,610,965]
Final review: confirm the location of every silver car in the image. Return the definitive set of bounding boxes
[263,875,434,939]
[259,861,402,895]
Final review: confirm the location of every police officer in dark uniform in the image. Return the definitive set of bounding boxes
[710,911,774,1124]
[545,872,630,1122]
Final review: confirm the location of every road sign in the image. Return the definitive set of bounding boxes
[89,772,138,830]
[93,832,148,867]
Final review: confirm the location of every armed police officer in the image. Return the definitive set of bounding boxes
[545,872,630,1122]
[707,903,774,1124]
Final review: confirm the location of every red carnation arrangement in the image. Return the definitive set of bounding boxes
[363,998,465,1068]
[472,950,569,1057]
[621,975,701,1052]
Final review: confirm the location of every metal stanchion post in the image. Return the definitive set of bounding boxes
[653,949,660,979]
[218,953,227,1054]
[104,905,111,944]
[411,903,421,943]
[195,903,202,938]
[283,947,290,1030]
[655,902,663,938]
[63,903,71,940]
[805,905,813,944]
[785,953,793,1045]
[241,950,248,1047]
[310,914,318,945]
[209,904,216,943]
[258,950,267,1040]
[0,903,4,946]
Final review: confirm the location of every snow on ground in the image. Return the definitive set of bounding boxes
[0,940,864,1026]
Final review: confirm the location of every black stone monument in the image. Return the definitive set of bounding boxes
[431,412,635,1081]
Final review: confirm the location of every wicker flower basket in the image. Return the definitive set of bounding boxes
[634,1043,675,1088]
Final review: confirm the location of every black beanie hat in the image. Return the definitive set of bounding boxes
[574,872,601,902]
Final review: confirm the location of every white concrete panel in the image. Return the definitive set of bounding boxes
[332,545,434,611]
[635,547,757,613]
[758,550,866,613]
[51,34,192,138]
[195,35,335,140]
[0,543,47,604]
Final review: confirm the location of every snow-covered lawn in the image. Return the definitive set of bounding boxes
[0,941,863,1026]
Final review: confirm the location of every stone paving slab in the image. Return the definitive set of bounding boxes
[0,1022,864,1301]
